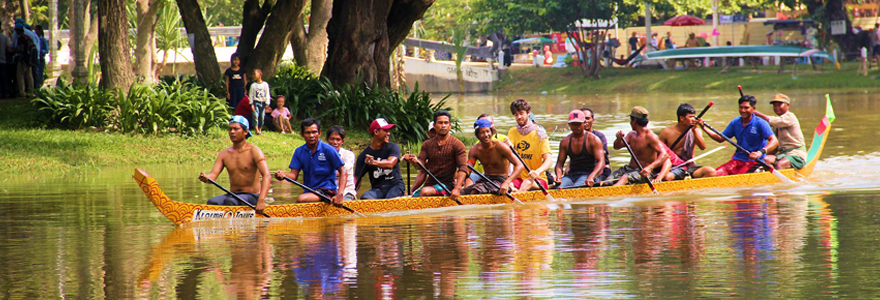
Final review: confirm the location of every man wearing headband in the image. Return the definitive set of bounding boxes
[468,114,509,185]
[612,106,671,185]
[462,118,524,195]
[199,116,271,214]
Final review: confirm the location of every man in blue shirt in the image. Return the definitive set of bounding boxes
[274,118,348,204]
[702,95,779,176]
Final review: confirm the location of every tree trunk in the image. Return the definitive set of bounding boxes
[1,0,22,36]
[176,0,221,86]
[245,0,307,78]
[17,0,28,23]
[289,0,331,74]
[826,0,859,56]
[134,0,162,84]
[98,0,135,91]
[236,0,272,67]
[322,0,433,88]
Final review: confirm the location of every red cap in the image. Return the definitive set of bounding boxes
[369,118,396,133]
[568,110,586,123]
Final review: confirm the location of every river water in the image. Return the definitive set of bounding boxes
[2,91,880,299]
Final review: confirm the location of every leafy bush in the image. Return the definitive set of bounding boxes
[269,63,456,142]
[32,83,116,130]
[32,80,230,135]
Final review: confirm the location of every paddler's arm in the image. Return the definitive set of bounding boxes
[654,159,672,183]
[199,152,226,183]
[753,110,771,122]
[697,119,727,143]
[333,166,347,205]
[500,143,524,195]
[450,141,469,201]
[693,125,707,150]
[554,138,569,185]
[254,147,270,213]
[586,134,605,186]
[641,135,669,179]
[274,169,300,182]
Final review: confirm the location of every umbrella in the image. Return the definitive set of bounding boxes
[663,15,706,26]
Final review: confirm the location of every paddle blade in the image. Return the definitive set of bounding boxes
[545,193,556,201]
[770,169,796,184]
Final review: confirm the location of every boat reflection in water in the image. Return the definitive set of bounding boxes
[136,195,839,299]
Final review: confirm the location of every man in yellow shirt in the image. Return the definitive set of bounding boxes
[507,99,553,192]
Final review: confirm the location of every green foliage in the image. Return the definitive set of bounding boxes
[31,83,115,130]
[267,64,457,142]
[32,81,230,135]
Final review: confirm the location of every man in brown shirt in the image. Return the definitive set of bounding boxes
[403,110,468,201]
[754,93,807,170]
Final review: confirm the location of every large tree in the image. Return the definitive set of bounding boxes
[134,0,163,84]
[322,0,435,88]
[98,0,135,91]
[176,0,221,86]
[235,0,310,79]
[290,0,332,74]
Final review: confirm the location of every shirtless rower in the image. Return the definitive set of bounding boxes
[555,110,606,188]
[462,118,524,195]
[659,103,717,180]
[612,106,671,185]
[199,115,271,214]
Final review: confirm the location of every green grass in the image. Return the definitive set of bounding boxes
[495,61,880,94]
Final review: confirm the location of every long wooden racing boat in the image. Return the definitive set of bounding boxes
[135,98,835,225]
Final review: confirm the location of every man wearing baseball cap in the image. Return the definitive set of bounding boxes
[199,116,271,215]
[611,106,671,185]
[354,118,406,199]
[754,93,806,170]
[554,110,607,188]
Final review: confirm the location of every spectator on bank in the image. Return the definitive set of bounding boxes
[248,69,270,135]
[34,25,48,88]
[13,26,36,98]
[0,23,11,98]
[224,53,247,109]
[271,95,293,133]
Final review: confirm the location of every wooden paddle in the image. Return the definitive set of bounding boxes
[412,160,464,205]
[621,137,660,194]
[672,145,727,169]
[738,85,744,97]
[508,145,556,201]
[279,176,366,217]
[406,162,411,195]
[205,178,271,218]
[699,122,795,184]
[669,102,714,150]
[467,164,525,205]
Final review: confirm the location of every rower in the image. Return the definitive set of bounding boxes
[274,118,348,204]
[467,114,510,185]
[611,106,671,186]
[199,116,271,215]
[701,95,778,176]
[753,93,806,170]
[580,108,612,181]
[554,110,606,188]
[507,99,553,192]
[403,110,468,201]
[659,103,717,180]
[354,118,406,199]
[462,118,524,195]
[326,125,358,201]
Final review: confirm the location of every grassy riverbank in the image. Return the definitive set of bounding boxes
[496,61,880,94]
[0,99,441,178]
